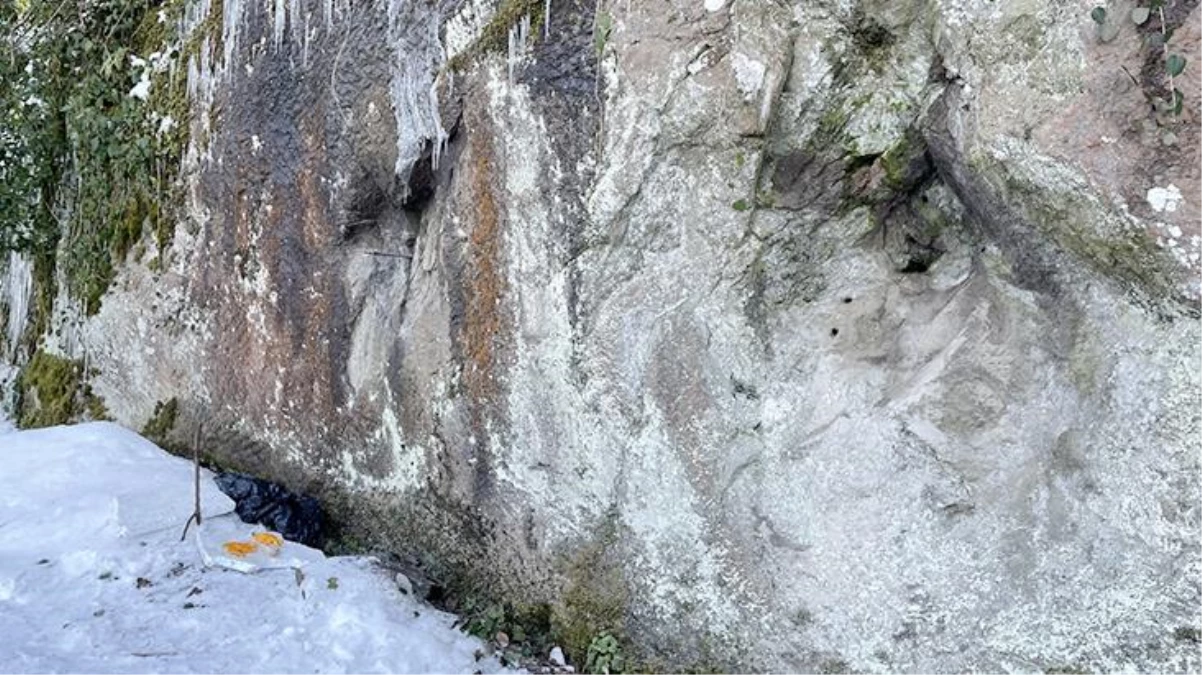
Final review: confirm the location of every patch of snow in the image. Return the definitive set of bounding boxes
[1146,184,1183,213]
[550,646,566,667]
[129,75,152,100]
[704,0,727,11]
[0,422,513,674]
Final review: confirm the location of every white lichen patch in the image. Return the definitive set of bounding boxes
[731,52,766,101]
[1146,184,1183,213]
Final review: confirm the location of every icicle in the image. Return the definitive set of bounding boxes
[506,14,530,83]
[3,252,33,362]
[223,0,241,68]
[507,23,516,82]
[429,77,447,170]
[544,0,550,39]
[288,0,302,45]
[273,0,287,49]
[387,0,448,197]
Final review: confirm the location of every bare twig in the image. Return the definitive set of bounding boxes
[179,421,204,541]
[1158,6,1175,96]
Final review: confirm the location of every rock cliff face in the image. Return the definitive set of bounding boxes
[4,0,1200,671]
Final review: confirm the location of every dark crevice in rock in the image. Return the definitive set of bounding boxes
[921,83,1064,297]
[340,165,391,242]
[401,140,439,212]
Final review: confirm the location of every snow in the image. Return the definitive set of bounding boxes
[0,421,511,674]
[129,75,151,100]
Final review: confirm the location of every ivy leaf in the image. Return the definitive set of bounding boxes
[1167,54,1187,77]
[732,199,750,212]
[1090,6,1107,24]
[1131,7,1150,24]
[1172,88,1184,115]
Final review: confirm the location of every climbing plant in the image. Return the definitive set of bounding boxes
[1090,1,1189,116]
[0,0,189,314]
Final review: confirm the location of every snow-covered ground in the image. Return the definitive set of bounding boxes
[0,421,509,674]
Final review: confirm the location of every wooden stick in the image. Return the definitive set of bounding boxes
[179,421,204,541]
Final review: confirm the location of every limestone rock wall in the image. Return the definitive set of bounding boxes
[19,0,1201,671]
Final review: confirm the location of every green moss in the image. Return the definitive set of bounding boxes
[446,0,547,72]
[551,512,629,669]
[17,351,82,428]
[141,397,180,448]
[879,134,916,190]
[16,349,110,428]
[971,149,1180,301]
[83,383,111,421]
[815,104,851,144]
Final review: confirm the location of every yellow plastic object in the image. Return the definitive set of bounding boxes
[222,541,258,558]
[252,532,284,555]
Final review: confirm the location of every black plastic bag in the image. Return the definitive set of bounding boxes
[213,472,324,548]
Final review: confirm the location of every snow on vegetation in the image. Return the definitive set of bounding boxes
[0,421,511,674]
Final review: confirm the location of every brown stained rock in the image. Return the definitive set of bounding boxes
[1032,4,1201,282]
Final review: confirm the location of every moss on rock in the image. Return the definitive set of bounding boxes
[551,512,630,669]
[141,397,181,450]
[16,350,107,428]
[447,0,548,72]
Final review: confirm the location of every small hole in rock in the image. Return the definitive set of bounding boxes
[830,328,839,337]
[842,297,853,304]
[900,259,931,274]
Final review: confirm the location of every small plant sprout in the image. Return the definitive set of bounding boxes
[585,632,624,674]
[1092,2,1190,117]
[1091,6,1120,42]
[1150,1,1188,116]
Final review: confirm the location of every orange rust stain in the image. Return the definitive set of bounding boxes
[462,133,507,408]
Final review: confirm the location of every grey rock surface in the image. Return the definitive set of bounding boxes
[23,0,1201,671]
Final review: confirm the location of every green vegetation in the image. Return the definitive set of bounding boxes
[594,11,613,60]
[1090,1,1189,116]
[16,350,107,428]
[446,0,548,72]
[585,632,625,675]
[551,513,629,672]
[141,397,180,449]
[1,0,191,317]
